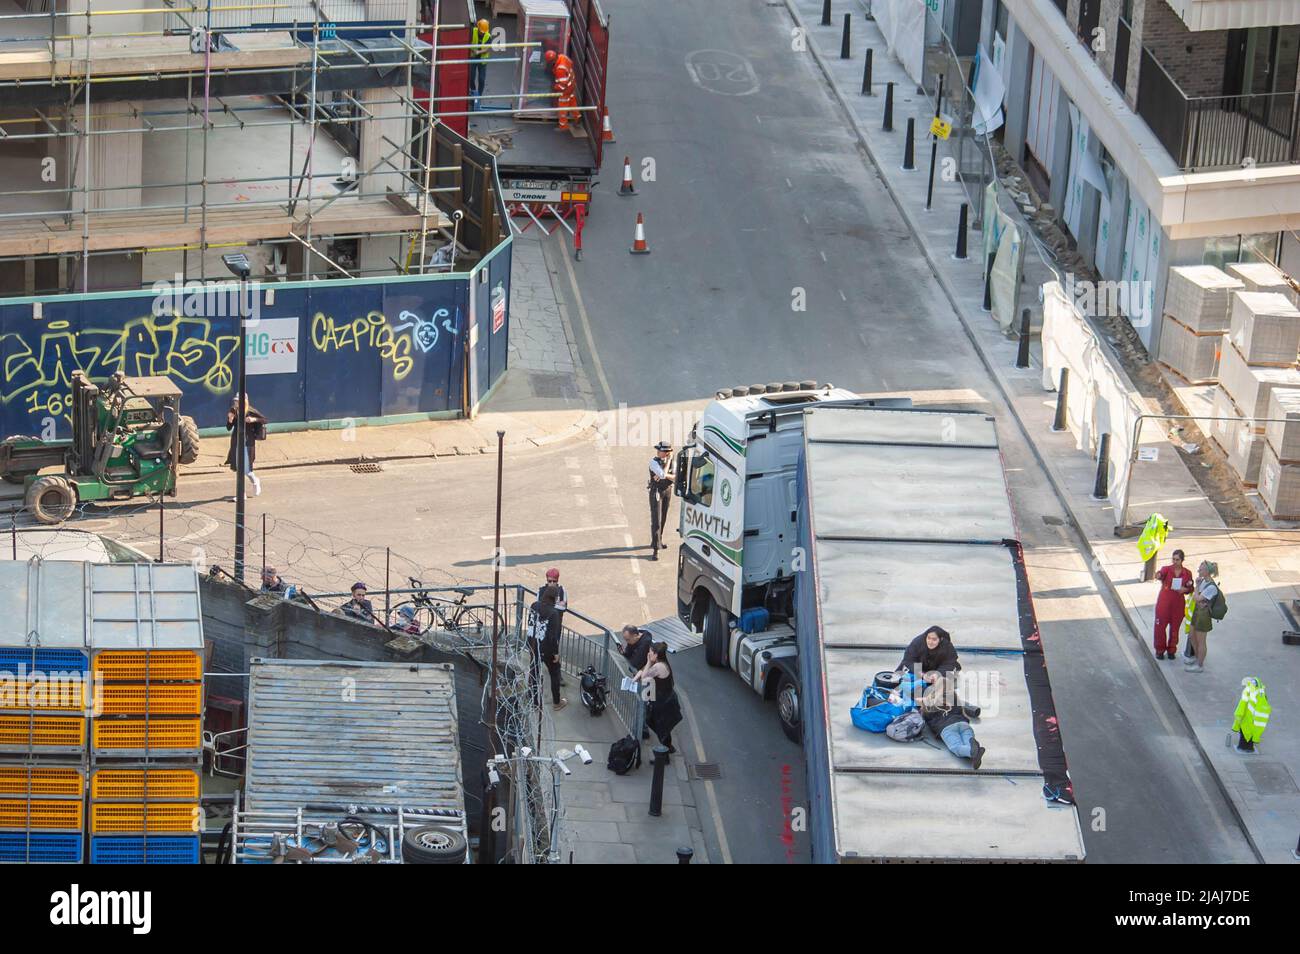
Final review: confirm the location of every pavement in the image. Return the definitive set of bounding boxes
[787,0,1298,862]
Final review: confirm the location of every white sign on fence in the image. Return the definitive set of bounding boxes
[246,317,299,375]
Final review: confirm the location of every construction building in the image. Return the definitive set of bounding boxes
[0,0,515,431]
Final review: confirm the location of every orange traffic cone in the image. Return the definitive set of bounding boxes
[602,107,616,143]
[619,156,636,196]
[629,213,650,255]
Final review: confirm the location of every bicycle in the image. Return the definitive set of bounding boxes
[390,578,503,643]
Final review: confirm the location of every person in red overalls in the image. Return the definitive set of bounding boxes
[1153,548,1192,660]
[544,48,578,129]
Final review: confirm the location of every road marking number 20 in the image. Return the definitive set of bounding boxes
[685,50,760,96]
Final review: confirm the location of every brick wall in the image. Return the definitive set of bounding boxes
[1137,0,1228,98]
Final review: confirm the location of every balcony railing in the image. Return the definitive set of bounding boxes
[1137,46,1300,170]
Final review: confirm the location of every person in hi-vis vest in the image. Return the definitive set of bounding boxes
[470,18,491,98]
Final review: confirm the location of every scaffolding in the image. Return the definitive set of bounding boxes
[0,0,541,293]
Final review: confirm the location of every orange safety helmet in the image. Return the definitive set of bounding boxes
[544,49,557,64]
[477,18,489,32]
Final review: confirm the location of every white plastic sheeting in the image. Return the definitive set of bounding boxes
[874,0,926,88]
[1040,281,1147,525]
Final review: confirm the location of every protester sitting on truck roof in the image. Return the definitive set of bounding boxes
[259,565,286,596]
[920,675,985,770]
[896,626,961,683]
[340,582,377,625]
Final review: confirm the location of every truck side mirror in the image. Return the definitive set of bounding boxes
[674,450,688,498]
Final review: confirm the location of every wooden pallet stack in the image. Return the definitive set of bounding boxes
[1158,266,1243,384]
[1214,291,1300,486]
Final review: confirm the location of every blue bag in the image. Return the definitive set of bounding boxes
[850,673,921,733]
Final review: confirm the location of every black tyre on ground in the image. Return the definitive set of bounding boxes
[776,672,801,745]
[401,825,468,864]
[27,475,76,524]
[702,597,729,668]
[177,415,201,465]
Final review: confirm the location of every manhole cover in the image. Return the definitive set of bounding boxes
[689,762,722,781]
[528,372,578,400]
[349,461,384,474]
[1245,761,1297,796]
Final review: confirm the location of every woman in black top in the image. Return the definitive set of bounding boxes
[635,641,682,754]
[225,393,268,497]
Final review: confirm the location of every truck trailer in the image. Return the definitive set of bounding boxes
[673,388,1086,862]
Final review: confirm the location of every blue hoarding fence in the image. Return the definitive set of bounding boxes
[0,242,512,438]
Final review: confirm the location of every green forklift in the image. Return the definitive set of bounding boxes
[0,372,201,524]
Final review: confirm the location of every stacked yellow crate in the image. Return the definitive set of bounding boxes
[89,650,203,864]
[0,648,90,864]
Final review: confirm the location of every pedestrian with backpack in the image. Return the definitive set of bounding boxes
[528,594,566,711]
[635,641,682,755]
[1186,560,1226,673]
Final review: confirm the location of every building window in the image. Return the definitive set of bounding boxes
[995,0,1008,41]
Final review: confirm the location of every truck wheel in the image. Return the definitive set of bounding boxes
[703,598,729,668]
[177,416,201,465]
[27,476,76,524]
[776,672,801,745]
[401,825,468,864]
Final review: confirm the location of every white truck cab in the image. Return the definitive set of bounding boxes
[673,384,909,739]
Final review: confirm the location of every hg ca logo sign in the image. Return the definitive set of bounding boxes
[244,317,300,376]
[720,479,732,507]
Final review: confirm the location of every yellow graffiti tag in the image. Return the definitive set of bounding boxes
[310,310,414,381]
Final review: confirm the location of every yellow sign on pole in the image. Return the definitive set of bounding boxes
[930,117,952,140]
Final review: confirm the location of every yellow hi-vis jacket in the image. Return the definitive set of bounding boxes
[471,26,492,60]
[1137,513,1169,562]
[1232,679,1270,744]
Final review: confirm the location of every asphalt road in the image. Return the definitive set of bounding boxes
[72,0,1254,864]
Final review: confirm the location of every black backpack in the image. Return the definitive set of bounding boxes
[606,735,641,775]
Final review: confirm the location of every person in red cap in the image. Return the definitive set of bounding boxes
[543,48,578,130]
[541,567,567,628]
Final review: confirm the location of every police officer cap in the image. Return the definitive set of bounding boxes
[654,441,672,452]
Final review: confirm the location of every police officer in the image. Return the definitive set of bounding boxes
[647,440,674,561]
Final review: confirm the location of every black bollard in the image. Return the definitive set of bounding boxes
[955,203,969,259]
[902,117,915,170]
[1052,368,1069,432]
[676,846,694,864]
[883,81,894,131]
[983,251,995,312]
[648,745,669,817]
[821,0,831,26]
[862,48,873,94]
[1016,308,1032,368]
[840,13,851,58]
[1092,433,1111,499]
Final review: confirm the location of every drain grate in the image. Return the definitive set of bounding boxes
[349,461,384,474]
[689,762,722,781]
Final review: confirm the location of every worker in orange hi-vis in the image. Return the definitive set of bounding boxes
[544,48,579,129]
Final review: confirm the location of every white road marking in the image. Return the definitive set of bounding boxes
[801,213,810,225]
[839,289,847,302]
[635,580,647,599]
[820,250,827,262]
[478,523,627,540]
[785,177,792,188]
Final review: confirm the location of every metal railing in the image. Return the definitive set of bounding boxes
[1137,47,1300,170]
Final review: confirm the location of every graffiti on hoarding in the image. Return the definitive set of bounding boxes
[1,314,240,423]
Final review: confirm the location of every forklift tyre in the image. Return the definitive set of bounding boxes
[27,476,76,524]
[177,416,201,465]
[703,597,729,669]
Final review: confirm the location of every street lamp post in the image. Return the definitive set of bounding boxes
[223,253,251,583]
